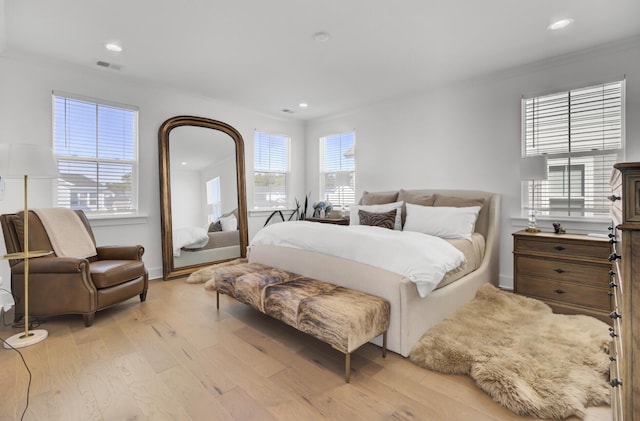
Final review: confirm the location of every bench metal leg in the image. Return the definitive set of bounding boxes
[345,352,351,383]
[382,331,387,358]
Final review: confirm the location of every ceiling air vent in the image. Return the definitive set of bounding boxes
[96,61,122,70]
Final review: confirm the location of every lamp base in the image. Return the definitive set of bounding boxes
[525,227,541,233]
[3,329,48,349]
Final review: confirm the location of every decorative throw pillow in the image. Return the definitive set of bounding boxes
[208,221,222,232]
[350,201,403,230]
[404,203,481,240]
[360,190,399,205]
[358,209,397,230]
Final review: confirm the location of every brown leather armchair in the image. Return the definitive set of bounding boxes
[1,210,148,327]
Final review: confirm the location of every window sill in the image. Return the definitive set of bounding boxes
[510,215,612,235]
[87,214,148,227]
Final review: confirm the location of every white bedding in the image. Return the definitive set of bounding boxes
[173,227,209,257]
[249,221,465,297]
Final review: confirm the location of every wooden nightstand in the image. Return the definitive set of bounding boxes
[512,230,613,324]
[305,217,349,225]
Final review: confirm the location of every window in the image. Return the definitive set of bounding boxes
[254,131,289,208]
[522,80,624,218]
[53,92,138,216]
[206,177,221,223]
[320,132,356,208]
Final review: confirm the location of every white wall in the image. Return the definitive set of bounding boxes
[170,169,202,229]
[0,52,305,308]
[305,37,640,289]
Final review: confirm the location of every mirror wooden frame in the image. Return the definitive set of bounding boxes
[158,115,248,280]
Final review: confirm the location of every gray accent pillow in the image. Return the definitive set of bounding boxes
[358,209,397,230]
[208,221,222,232]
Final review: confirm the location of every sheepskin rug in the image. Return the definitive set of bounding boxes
[409,284,611,419]
[185,257,248,285]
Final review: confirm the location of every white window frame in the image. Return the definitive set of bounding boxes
[253,131,290,209]
[52,91,139,217]
[521,79,625,219]
[206,176,221,223]
[319,131,356,211]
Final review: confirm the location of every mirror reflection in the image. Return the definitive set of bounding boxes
[159,116,248,280]
[170,126,240,268]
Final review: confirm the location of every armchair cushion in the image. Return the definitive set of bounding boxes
[90,260,146,289]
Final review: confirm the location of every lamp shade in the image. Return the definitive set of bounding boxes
[520,155,548,181]
[0,143,59,179]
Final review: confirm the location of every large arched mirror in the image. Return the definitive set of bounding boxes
[159,116,248,280]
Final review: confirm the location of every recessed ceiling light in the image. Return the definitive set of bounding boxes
[105,42,123,52]
[298,103,308,109]
[313,32,330,42]
[547,18,574,31]
[181,161,188,166]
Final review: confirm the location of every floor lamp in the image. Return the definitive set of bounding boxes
[0,143,59,349]
[520,155,548,233]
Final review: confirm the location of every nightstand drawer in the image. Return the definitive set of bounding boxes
[516,275,610,311]
[515,255,610,288]
[514,237,611,260]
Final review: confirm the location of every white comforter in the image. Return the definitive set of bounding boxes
[249,221,465,297]
[173,227,209,257]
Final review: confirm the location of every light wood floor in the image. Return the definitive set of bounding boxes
[0,278,612,421]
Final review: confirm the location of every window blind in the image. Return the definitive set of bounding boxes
[522,80,624,217]
[254,131,289,208]
[320,132,356,208]
[53,93,138,215]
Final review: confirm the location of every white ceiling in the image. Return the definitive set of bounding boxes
[2,0,640,120]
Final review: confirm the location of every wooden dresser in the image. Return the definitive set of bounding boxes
[513,230,613,324]
[609,162,640,420]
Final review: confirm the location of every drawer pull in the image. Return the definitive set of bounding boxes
[607,195,621,202]
[609,238,616,245]
[608,226,614,231]
[609,270,616,276]
[554,289,566,295]
[609,356,616,362]
[553,268,565,273]
[609,281,617,288]
[609,328,618,338]
[610,378,622,387]
[553,246,565,251]
[609,311,622,320]
[608,252,621,261]
[608,233,615,238]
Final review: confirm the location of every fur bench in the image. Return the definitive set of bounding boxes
[210,262,390,382]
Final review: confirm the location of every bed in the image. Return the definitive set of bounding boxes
[247,189,500,357]
[173,227,241,267]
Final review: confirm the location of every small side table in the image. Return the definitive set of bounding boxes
[305,217,349,225]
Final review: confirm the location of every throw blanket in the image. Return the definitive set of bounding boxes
[33,208,96,258]
[249,221,464,297]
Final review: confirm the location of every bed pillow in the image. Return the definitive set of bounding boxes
[433,195,485,208]
[360,190,399,205]
[404,203,481,240]
[350,201,403,230]
[219,214,237,232]
[397,189,436,227]
[358,209,397,230]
